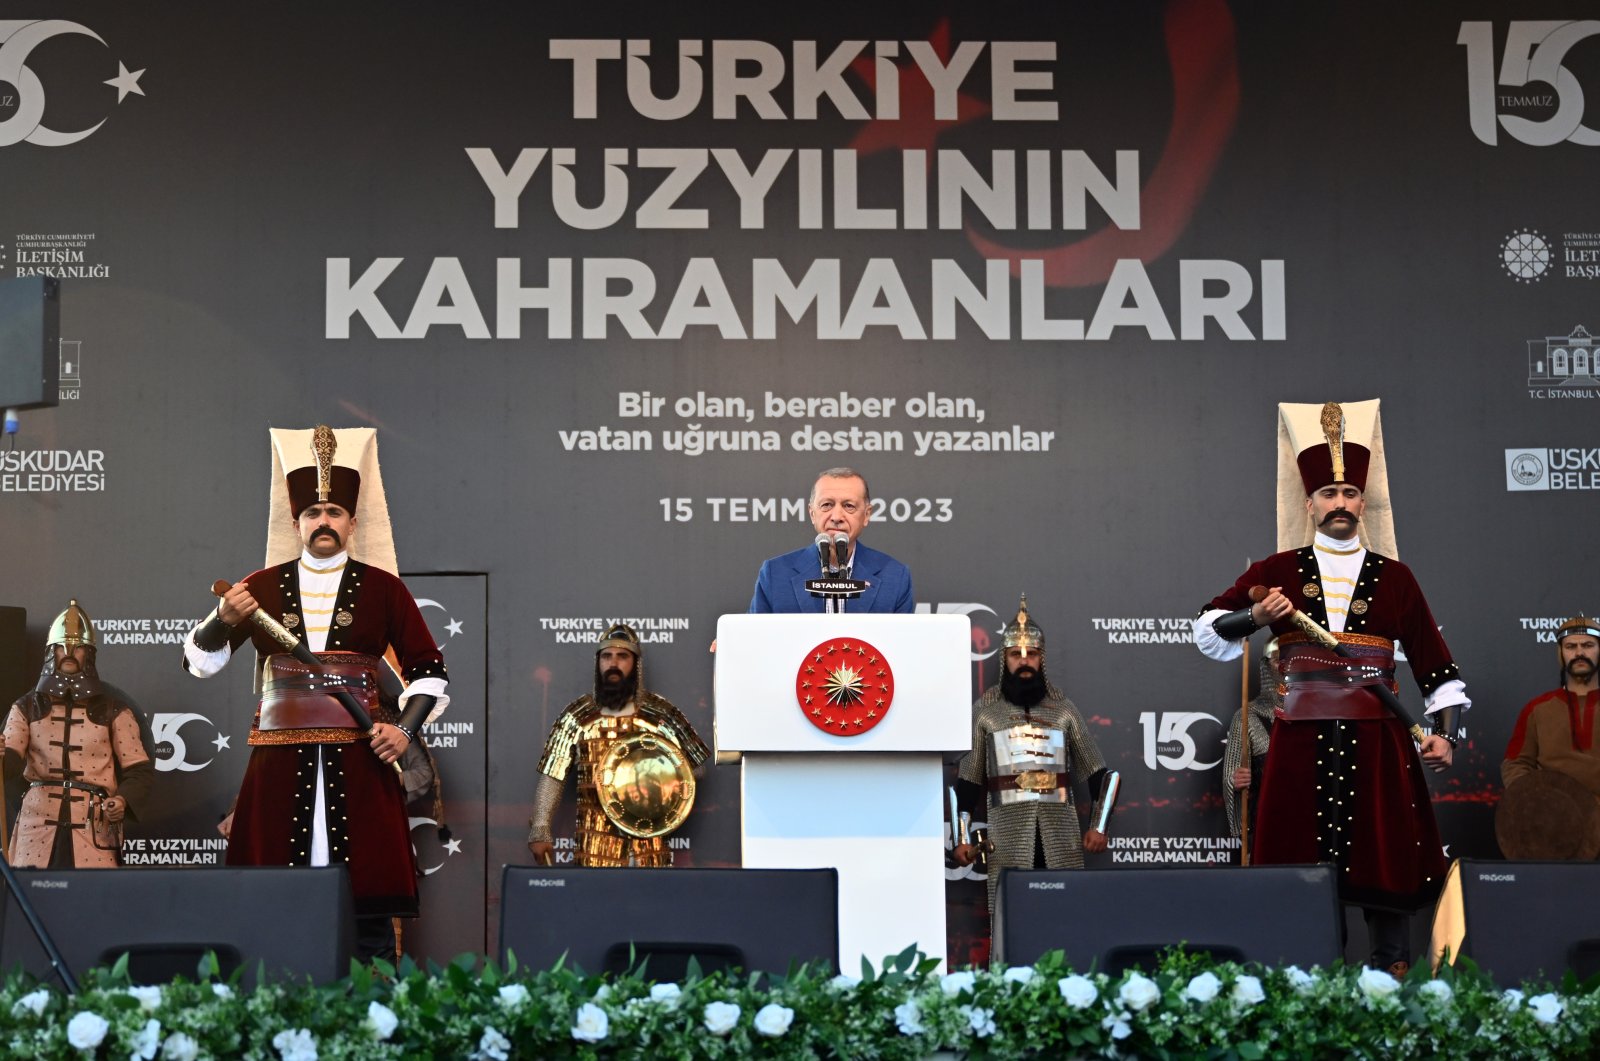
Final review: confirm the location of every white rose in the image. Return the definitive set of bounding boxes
[1231,975,1265,1007]
[496,984,530,1011]
[1283,966,1315,993]
[703,1000,741,1035]
[1183,972,1221,1003]
[894,1000,924,1035]
[1418,979,1453,1005]
[162,1032,201,1061]
[366,1001,399,1041]
[132,1018,163,1061]
[1119,972,1160,1012]
[1528,992,1564,1024]
[475,1026,511,1061]
[828,973,860,993]
[1003,965,1037,986]
[11,988,49,1018]
[571,1002,609,1043]
[66,1011,110,1050]
[211,983,234,1000]
[1101,1012,1132,1040]
[271,1027,319,1061]
[1501,988,1525,1008]
[593,983,613,1001]
[754,1003,795,1037]
[649,982,682,1006]
[128,985,164,1012]
[1357,967,1400,1002]
[940,970,977,997]
[1058,974,1098,1009]
[960,1004,996,1038]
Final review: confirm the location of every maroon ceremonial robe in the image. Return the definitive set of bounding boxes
[1204,546,1458,911]
[205,559,446,917]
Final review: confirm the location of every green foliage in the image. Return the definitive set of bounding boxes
[0,946,1593,1058]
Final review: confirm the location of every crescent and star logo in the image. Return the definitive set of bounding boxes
[150,712,230,773]
[0,20,144,148]
[795,638,895,735]
[412,597,465,651]
[408,816,464,876]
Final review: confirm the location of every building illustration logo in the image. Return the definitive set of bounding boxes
[1527,326,1600,397]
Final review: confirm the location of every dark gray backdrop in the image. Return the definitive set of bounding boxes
[2,3,1596,962]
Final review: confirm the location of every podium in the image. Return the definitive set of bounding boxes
[715,613,970,971]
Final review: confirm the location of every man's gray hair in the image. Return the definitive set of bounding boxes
[810,467,870,505]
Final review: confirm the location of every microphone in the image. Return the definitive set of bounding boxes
[815,532,835,575]
[832,534,851,574]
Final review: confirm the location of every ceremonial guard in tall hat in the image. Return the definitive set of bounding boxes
[953,596,1118,920]
[1193,400,1467,973]
[4,600,154,867]
[528,622,707,868]
[182,426,448,958]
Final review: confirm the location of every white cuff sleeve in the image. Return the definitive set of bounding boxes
[182,625,232,677]
[400,676,450,724]
[1423,680,1469,716]
[1192,609,1244,662]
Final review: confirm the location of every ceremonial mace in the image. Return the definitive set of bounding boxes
[209,581,402,772]
[1247,585,1427,745]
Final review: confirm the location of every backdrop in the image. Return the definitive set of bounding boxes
[2,2,1596,963]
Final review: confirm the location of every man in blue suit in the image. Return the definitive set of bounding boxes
[748,467,915,614]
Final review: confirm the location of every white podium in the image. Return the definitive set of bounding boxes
[714,613,970,972]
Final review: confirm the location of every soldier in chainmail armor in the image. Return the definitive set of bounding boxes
[1223,644,1281,844]
[528,623,708,867]
[952,596,1117,918]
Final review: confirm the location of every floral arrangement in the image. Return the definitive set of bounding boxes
[0,946,1595,1060]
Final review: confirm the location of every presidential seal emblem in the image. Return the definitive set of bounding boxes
[795,638,895,736]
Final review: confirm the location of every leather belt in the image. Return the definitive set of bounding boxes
[260,652,380,731]
[988,770,1069,793]
[30,779,109,797]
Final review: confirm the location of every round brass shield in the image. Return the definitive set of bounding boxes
[595,733,696,839]
[1496,770,1600,861]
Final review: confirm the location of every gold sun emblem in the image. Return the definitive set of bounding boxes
[824,663,866,707]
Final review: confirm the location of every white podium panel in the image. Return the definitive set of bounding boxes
[715,613,970,972]
[714,614,970,753]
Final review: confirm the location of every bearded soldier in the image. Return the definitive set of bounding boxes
[528,622,707,867]
[1192,400,1467,975]
[182,426,448,961]
[1503,616,1600,796]
[952,596,1117,918]
[4,600,154,867]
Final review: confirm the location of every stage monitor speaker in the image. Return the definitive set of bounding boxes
[1431,859,1600,986]
[0,606,25,709]
[995,865,1341,974]
[500,866,838,979]
[0,867,355,986]
[0,277,60,411]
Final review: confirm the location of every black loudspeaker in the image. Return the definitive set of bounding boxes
[0,606,25,708]
[0,867,355,985]
[500,866,838,979]
[1432,859,1600,986]
[995,865,1341,973]
[0,277,60,410]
